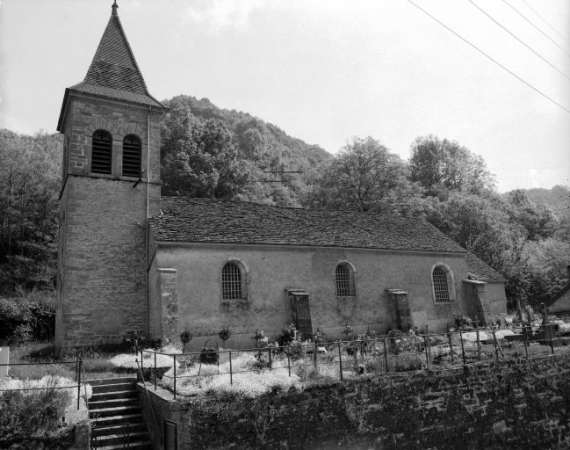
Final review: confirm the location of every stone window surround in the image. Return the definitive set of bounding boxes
[430,262,456,304]
[88,128,146,179]
[220,258,250,303]
[334,260,357,298]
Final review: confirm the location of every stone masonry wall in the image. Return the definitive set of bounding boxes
[139,353,570,450]
[57,176,161,349]
[56,93,162,352]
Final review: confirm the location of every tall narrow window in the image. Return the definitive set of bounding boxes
[92,130,112,174]
[222,262,243,300]
[432,267,450,303]
[336,263,355,296]
[123,135,142,177]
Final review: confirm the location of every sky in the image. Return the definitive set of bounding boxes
[0,0,569,193]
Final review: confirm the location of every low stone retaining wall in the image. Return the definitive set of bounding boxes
[138,353,570,449]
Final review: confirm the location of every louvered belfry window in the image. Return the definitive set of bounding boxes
[336,263,354,296]
[222,262,243,300]
[123,135,142,177]
[92,130,112,174]
[433,267,450,302]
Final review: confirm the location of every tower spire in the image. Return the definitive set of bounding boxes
[112,1,118,16]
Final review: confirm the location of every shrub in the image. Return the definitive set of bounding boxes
[0,376,75,449]
[0,295,55,344]
[394,353,424,372]
[277,324,297,347]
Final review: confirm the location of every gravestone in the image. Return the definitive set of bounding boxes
[0,347,9,378]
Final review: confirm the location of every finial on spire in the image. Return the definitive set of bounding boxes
[112,1,118,16]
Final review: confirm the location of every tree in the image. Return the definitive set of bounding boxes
[303,136,421,213]
[409,135,495,196]
[0,130,61,292]
[160,106,252,198]
[505,189,556,241]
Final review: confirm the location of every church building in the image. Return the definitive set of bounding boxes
[55,2,507,354]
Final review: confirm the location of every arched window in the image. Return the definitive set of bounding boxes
[222,262,244,300]
[122,134,142,177]
[91,130,112,174]
[432,266,451,302]
[336,263,355,296]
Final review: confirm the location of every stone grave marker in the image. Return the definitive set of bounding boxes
[0,347,9,378]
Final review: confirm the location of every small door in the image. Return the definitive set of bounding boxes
[164,419,178,450]
[288,289,313,338]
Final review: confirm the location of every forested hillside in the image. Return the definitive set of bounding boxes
[1,97,569,314]
[160,95,331,207]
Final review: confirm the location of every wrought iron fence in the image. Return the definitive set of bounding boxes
[142,323,569,399]
[0,357,85,410]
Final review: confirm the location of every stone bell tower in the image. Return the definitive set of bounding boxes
[55,1,165,354]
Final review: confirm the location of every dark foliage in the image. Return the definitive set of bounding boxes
[0,296,56,344]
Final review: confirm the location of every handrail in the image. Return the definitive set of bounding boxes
[81,361,89,412]
[135,357,163,445]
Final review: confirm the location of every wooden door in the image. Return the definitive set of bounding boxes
[290,293,313,338]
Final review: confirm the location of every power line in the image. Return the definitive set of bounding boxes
[469,0,570,81]
[519,0,569,46]
[406,0,570,115]
[501,0,570,58]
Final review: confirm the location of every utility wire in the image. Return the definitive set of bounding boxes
[501,0,570,58]
[519,0,569,46]
[406,0,570,115]
[469,0,570,81]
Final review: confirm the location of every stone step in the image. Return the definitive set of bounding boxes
[90,389,138,402]
[87,377,137,386]
[90,429,150,448]
[92,422,148,438]
[92,382,137,394]
[90,413,146,428]
[91,441,151,450]
[89,397,139,410]
[89,405,141,419]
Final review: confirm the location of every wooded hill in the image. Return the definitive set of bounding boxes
[1,96,569,313]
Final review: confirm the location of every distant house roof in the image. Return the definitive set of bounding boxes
[57,3,163,130]
[466,252,506,282]
[149,197,468,253]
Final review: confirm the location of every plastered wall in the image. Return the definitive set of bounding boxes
[152,243,478,348]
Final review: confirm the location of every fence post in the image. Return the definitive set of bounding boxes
[548,325,555,355]
[476,328,481,361]
[423,335,430,368]
[459,331,466,365]
[338,341,343,381]
[77,356,82,410]
[154,352,157,391]
[447,332,454,363]
[287,347,291,377]
[229,351,233,386]
[313,338,319,369]
[268,348,273,369]
[383,338,389,372]
[140,349,144,378]
[492,329,499,360]
[173,354,177,400]
[523,326,529,358]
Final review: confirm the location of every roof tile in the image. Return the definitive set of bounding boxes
[65,5,164,109]
[150,197,468,253]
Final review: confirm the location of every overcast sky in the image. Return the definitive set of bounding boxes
[1,0,569,192]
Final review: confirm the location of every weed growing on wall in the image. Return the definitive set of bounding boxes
[251,397,280,445]
[344,390,371,434]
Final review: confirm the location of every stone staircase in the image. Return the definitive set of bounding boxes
[88,377,152,450]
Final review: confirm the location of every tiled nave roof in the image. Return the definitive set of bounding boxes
[150,197,468,254]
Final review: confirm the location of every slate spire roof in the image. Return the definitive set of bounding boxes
[58,1,163,127]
